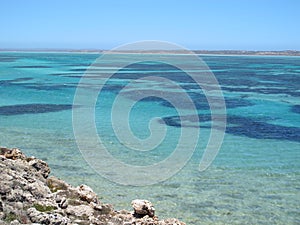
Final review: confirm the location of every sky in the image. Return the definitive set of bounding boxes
[0,0,299,50]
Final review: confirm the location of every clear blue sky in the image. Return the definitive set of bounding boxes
[0,0,299,50]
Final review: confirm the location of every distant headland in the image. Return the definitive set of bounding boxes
[1,49,300,56]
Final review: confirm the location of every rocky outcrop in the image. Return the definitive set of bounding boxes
[0,147,185,225]
[131,200,155,218]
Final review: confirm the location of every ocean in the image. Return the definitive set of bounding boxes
[0,52,299,224]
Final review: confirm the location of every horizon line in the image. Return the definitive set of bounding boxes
[1,48,300,56]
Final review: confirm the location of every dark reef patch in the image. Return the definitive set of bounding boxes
[97,62,255,110]
[49,73,83,77]
[24,84,76,91]
[120,89,252,110]
[11,77,33,82]
[222,86,300,97]
[69,68,88,72]
[0,77,33,86]
[161,114,300,142]
[69,68,104,72]
[65,75,83,78]
[0,80,14,86]
[0,77,76,91]
[291,105,300,114]
[66,63,92,67]
[226,116,300,142]
[0,104,73,116]
[160,114,216,128]
[12,65,52,69]
[0,57,20,62]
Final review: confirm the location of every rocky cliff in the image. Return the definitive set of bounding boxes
[0,147,185,225]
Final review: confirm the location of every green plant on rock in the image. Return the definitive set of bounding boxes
[4,212,17,222]
[33,203,56,212]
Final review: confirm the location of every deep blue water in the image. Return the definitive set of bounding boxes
[0,52,299,224]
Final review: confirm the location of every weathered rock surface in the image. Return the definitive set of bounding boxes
[131,199,155,218]
[0,147,185,225]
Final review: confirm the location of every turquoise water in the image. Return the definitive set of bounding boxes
[0,52,299,224]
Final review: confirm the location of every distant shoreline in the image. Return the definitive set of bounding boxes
[1,49,300,56]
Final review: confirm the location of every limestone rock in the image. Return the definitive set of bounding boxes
[132,199,155,217]
[0,147,185,225]
[27,157,50,179]
[47,176,69,192]
[159,218,185,225]
[76,184,98,203]
[58,197,68,209]
[27,207,69,225]
[66,204,94,218]
[0,147,26,160]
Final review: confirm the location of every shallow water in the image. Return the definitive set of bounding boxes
[0,52,299,224]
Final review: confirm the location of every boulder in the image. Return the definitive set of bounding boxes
[76,184,98,204]
[131,199,155,217]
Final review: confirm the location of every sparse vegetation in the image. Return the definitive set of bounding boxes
[33,203,56,212]
[4,212,17,222]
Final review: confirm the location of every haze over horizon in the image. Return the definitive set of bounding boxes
[1,0,299,51]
